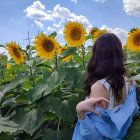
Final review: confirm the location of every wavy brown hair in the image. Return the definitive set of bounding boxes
[84,33,126,103]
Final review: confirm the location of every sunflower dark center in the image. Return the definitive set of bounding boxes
[13,48,21,58]
[91,29,97,35]
[134,34,140,46]
[43,40,54,52]
[70,27,82,41]
[91,30,95,35]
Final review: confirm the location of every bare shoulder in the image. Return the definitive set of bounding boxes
[90,82,110,109]
[91,82,106,93]
[90,82,109,99]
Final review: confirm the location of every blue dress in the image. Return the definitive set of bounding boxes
[72,85,139,140]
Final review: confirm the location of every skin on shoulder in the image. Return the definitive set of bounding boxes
[88,77,136,109]
[89,82,110,109]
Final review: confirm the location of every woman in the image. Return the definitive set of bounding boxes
[72,33,138,140]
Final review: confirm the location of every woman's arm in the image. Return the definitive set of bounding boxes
[76,97,110,119]
[76,82,111,119]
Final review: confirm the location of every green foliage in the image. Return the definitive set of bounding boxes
[29,65,66,101]
[0,116,19,134]
[14,108,46,136]
[124,119,140,140]
[0,42,140,140]
[0,132,14,140]
[123,51,140,139]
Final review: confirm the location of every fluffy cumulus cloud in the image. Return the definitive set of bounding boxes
[34,20,44,29]
[46,26,55,33]
[123,0,140,16]
[24,1,52,29]
[100,25,128,45]
[24,1,92,37]
[71,0,78,3]
[51,4,92,30]
[24,1,128,45]
[24,1,52,20]
[52,4,71,21]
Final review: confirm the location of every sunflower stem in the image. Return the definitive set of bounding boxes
[82,45,86,70]
[29,67,34,85]
[23,50,34,85]
[54,52,58,71]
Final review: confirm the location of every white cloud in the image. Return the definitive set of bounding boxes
[85,39,93,47]
[51,4,92,30]
[24,1,129,46]
[0,46,9,59]
[58,28,63,35]
[24,1,52,20]
[47,26,55,33]
[100,25,128,45]
[0,48,6,55]
[71,0,77,4]
[52,4,71,21]
[68,14,92,30]
[24,2,92,44]
[92,0,107,3]
[34,20,44,29]
[53,22,62,28]
[123,0,140,16]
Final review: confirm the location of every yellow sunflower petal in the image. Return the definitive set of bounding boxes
[57,46,72,62]
[89,27,99,36]
[62,55,72,62]
[93,30,107,41]
[63,21,86,47]
[34,32,59,59]
[127,29,140,51]
[6,41,25,64]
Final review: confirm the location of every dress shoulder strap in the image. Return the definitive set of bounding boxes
[97,79,114,109]
[125,80,129,96]
[97,79,111,93]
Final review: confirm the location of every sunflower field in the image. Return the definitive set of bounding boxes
[0,22,140,140]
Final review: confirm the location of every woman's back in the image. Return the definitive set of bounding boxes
[94,78,130,112]
[72,83,138,140]
[72,33,138,140]
[86,77,130,112]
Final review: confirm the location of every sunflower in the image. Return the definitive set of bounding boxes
[6,42,24,64]
[34,32,59,59]
[89,27,99,36]
[93,30,107,41]
[57,47,63,55]
[127,29,140,51]
[129,28,139,34]
[57,47,72,62]
[63,21,86,47]
[6,63,11,69]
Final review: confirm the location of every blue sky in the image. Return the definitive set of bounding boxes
[0,0,140,48]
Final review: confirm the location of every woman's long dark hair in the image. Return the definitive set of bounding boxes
[84,33,125,103]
